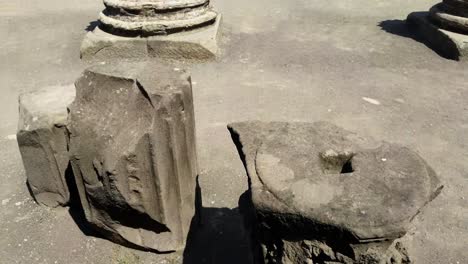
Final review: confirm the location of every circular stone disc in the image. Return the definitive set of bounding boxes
[104,0,209,10]
[254,123,440,241]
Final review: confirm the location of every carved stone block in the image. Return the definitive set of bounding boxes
[228,121,443,264]
[68,62,198,252]
[17,85,75,207]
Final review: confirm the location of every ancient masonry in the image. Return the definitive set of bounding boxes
[81,0,221,60]
[228,121,443,264]
[17,85,75,207]
[68,62,198,252]
[17,62,199,252]
[407,0,468,61]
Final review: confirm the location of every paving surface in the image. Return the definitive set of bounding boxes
[0,0,467,263]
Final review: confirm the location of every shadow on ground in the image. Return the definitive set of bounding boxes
[85,20,99,32]
[183,182,254,264]
[378,18,451,60]
[65,174,254,263]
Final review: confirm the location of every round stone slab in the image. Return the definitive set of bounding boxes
[254,122,442,242]
[104,0,208,10]
[99,8,218,36]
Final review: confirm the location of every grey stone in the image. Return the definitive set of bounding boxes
[17,85,76,207]
[407,12,468,61]
[429,3,468,34]
[99,0,217,36]
[81,0,221,61]
[228,121,443,264]
[68,62,198,252]
[406,1,468,61]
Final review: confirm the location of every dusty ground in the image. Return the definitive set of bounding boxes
[0,0,467,263]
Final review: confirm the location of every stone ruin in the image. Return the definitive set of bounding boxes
[407,0,468,61]
[16,3,445,259]
[228,121,443,264]
[81,0,221,60]
[17,85,75,207]
[17,62,199,252]
[17,76,444,262]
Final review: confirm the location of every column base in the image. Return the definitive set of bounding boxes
[80,15,221,61]
[407,12,468,61]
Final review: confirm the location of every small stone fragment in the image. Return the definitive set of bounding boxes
[228,121,443,264]
[17,85,76,207]
[68,62,198,252]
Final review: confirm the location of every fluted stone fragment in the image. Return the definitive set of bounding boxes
[17,85,76,207]
[100,0,218,36]
[68,62,198,252]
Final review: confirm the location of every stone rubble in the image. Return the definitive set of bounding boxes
[228,121,443,264]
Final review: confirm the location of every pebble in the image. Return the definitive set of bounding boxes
[5,134,16,140]
[362,97,381,105]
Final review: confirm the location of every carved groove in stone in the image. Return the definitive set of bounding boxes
[68,62,198,252]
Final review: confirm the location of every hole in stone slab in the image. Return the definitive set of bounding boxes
[320,150,355,174]
[340,159,354,174]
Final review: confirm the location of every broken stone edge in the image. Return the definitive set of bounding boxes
[407,11,468,61]
[16,86,76,208]
[80,14,222,61]
[68,63,198,253]
[228,121,444,243]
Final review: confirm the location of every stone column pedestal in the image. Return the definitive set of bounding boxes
[81,0,221,61]
[407,1,468,61]
[228,121,443,264]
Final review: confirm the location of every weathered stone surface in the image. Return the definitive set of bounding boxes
[81,15,221,61]
[68,62,198,252]
[17,85,76,207]
[81,0,221,60]
[228,121,443,263]
[407,12,468,61]
[99,0,218,36]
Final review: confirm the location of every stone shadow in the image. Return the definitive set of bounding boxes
[183,180,254,264]
[378,18,452,59]
[85,20,99,32]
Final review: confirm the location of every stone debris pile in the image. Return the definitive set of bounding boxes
[17,62,199,252]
